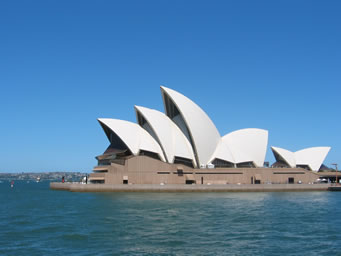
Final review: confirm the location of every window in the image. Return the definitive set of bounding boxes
[139,150,161,161]
[90,180,104,184]
[211,158,235,168]
[174,156,194,168]
[236,162,255,168]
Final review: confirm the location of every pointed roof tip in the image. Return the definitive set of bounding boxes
[160,85,166,91]
[134,105,149,111]
[270,146,294,153]
[160,85,173,92]
[135,105,157,112]
[134,105,150,114]
[97,118,111,127]
[97,118,112,125]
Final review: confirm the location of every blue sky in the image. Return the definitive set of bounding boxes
[0,0,340,172]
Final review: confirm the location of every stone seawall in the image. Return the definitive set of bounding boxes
[50,182,333,192]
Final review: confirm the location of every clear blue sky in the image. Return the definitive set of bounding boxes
[1,0,340,172]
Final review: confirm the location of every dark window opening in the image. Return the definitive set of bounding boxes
[174,156,194,168]
[186,180,196,185]
[296,165,311,171]
[96,148,129,166]
[137,113,147,126]
[93,169,108,173]
[163,92,180,119]
[255,179,261,184]
[177,169,184,176]
[97,160,111,166]
[272,161,290,168]
[236,162,255,168]
[104,143,131,156]
[97,158,126,166]
[288,177,294,184]
[123,180,128,184]
[139,150,161,161]
[196,172,243,174]
[274,172,305,174]
[137,112,160,145]
[212,158,235,168]
[90,180,105,184]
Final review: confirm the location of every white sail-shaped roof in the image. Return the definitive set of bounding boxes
[208,138,235,165]
[271,146,331,171]
[98,118,166,162]
[295,147,331,172]
[134,106,196,167]
[161,86,221,167]
[271,146,296,167]
[222,128,268,167]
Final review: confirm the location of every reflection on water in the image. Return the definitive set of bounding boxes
[0,181,340,256]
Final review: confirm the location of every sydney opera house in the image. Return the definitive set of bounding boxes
[89,86,331,185]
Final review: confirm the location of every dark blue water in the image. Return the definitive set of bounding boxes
[0,181,340,256]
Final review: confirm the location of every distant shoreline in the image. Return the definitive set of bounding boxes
[50,182,339,192]
[0,172,88,181]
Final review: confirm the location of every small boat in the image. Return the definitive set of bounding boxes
[36,177,41,183]
[11,180,14,188]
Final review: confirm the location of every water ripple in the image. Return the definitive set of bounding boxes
[1,182,341,255]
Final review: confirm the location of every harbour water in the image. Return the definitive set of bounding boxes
[1,181,340,255]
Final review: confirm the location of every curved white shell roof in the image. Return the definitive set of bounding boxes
[96,86,331,171]
[209,138,235,164]
[271,146,296,167]
[295,147,331,172]
[98,118,166,162]
[134,106,196,167]
[271,146,331,171]
[161,86,221,166]
[222,128,268,167]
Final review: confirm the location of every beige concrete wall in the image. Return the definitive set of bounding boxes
[89,156,320,185]
[50,182,332,192]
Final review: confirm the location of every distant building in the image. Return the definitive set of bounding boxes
[89,86,330,185]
